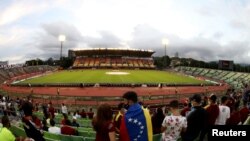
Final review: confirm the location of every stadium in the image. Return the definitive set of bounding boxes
[1,48,228,107]
[1,1,250,141]
[1,47,249,141]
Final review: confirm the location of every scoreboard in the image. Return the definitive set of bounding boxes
[218,60,234,70]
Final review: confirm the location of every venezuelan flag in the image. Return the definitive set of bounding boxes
[120,103,152,141]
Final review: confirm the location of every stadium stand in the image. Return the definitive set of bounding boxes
[177,66,250,91]
[69,48,155,69]
[0,65,56,84]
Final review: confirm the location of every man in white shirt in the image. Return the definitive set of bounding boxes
[61,103,67,114]
[215,96,230,125]
[48,119,61,134]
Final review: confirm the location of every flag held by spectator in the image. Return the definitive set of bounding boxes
[120,103,152,141]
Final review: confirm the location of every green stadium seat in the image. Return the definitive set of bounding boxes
[153,133,162,141]
[44,137,60,141]
[78,130,89,137]
[84,137,95,141]
[243,116,250,125]
[9,125,27,137]
[88,131,96,138]
[78,127,93,131]
[60,134,84,141]
[44,131,61,140]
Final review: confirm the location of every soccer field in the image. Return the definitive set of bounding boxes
[19,69,207,84]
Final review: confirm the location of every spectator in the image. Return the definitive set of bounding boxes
[48,119,61,134]
[80,109,87,118]
[42,119,49,131]
[48,102,55,119]
[61,113,68,125]
[201,95,208,107]
[215,96,230,125]
[42,104,48,120]
[61,119,77,135]
[161,100,187,141]
[182,94,207,141]
[46,113,53,127]
[34,103,39,112]
[22,101,45,141]
[239,101,250,123]
[72,117,80,127]
[61,103,67,115]
[152,107,165,134]
[113,102,125,133]
[0,115,33,141]
[120,91,153,141]
[180,102,191,117]
[242,84,250,104]
[87,108,94,119]
[226,101,241,125]
[226,96,235,112]
[92,103,116,141]
[200,94,219,141]
[73,111,81,119]
[204,94,220,125]
[0,115,16,141]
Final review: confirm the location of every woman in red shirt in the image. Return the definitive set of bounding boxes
[92,104,116,141]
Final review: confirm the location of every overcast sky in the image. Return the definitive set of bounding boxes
[0,0,249,64]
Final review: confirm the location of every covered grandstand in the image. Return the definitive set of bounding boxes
[69,48,155,69]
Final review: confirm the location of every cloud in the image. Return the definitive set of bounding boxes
[0,1,46,26]
[29,22,122,59]
[84,31,122,48]
[128,24,250,63]
[29,23,250,64]
[1,0,250,65]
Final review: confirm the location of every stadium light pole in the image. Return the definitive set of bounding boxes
[162,38,169,68]
[58,35,66,65]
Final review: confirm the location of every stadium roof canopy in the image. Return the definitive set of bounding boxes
[69,48,155,58]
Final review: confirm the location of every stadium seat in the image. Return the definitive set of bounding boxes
[60,134,84,141]
[44,137,60,141]
[44,131,61,140]
[88,131,96,138]
[84,137,95,141]
[153,134,162,141]
[9,125,27,137]
[78,130,89,137]
[243,116,250,125]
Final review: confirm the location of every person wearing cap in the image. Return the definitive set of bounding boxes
[182,94,207,141]
[71,117,80,127]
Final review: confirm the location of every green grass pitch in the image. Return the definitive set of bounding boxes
[19,69,207,84]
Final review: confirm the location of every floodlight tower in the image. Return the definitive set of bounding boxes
[58,35,66,65]
[162,38,169,67]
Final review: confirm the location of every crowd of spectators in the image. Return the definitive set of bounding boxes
[0,85,250,141]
